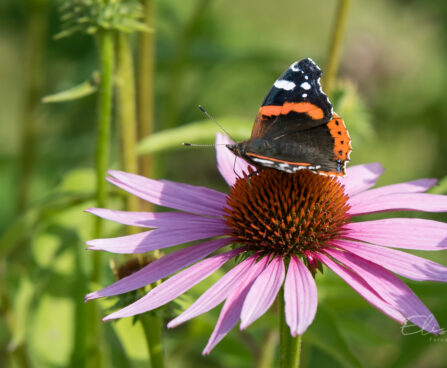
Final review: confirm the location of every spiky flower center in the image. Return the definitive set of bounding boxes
[224,169,351,256]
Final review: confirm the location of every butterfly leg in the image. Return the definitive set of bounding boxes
[232,157,244,181]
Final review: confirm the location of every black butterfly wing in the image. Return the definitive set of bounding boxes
[245,114,350,176]
[250,58,333,140]
[229,58,351,176]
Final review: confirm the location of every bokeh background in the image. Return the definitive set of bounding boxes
[1,0,447,367]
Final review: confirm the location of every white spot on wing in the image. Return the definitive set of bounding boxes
[304,75,309,80]
[274,79,296,91]
[302,93,307,98]
[252,158,275,166]
[290,62,300,72]
[300,82,311,90]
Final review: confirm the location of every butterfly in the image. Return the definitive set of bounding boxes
[227,58,351,176]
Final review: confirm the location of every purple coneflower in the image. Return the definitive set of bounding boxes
[86,133,447,354]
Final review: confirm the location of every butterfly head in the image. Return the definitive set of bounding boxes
[226,142,245,158]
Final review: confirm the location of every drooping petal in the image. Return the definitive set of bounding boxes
[349,193,447,216]
[86,208,227,229]
[284,255,318,336]
[86,238,232,301]
[351,178,437,202]
[86,223,228,254]
[103,247,245,321]
[107,170,227,217]
[332,240,447,282]
[168,255,258,328]
[202,255,269,355]
[240,256,285,329]
[314,253,405,323]
[343,218,447,250]
[325,248,441,334]
[215,132,254,186]
[339,163,384,196]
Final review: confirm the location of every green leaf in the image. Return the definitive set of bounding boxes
[8,277,35,351]
[42,72,99,103]
[429,176,447,194]
[137,117,252,155]
[59,168,96,194]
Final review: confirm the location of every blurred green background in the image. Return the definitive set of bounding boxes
[1,0,447,367]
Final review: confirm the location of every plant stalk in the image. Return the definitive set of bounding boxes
[87,28,115,368]
[116,32,139,215]
[279,288,302,368]
[93,28,114,258]
[322,0,352,96]
[141,313,164,368]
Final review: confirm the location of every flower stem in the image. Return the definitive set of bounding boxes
[140,313,164,368]
[322,0,352,96]
[87,29,114,368]
[93,28,114,269]
[279,288,302,368]
[137,0,155,183]
[116,32,139,215]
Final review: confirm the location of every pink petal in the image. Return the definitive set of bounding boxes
[284,256,318,336]
[85,238,232,301]
[349,193,447,216]
[339,163,384,196]
[325,248,441,334]
[215,133,254,186]
[168,255,258,328]
[107,170,227,217]
[103,247,245,321]
[86,208,226,228]
[86,224,228,254]
[240,256,285,329]
[202,256,269,355]
[343,218,447,250]
[351,178,437,202]
[314,253,405,323]
[332,240,447,282]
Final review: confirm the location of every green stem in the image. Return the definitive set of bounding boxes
[279,288,302,368]
[322,0,352,97]
[86,29,115,368]
[93,29,115,275]
[137,0,155,183]
[140,313,164,368]
[116,32,139,215]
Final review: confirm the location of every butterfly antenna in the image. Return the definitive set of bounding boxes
[182,143,217,147]
[198,105,236,141]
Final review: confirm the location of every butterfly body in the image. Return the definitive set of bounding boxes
[227,58,351,176]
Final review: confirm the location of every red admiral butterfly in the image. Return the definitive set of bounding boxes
[227,58,351,176]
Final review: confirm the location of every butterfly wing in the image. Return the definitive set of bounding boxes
[250,58,333,140]
[245,113,351,176]
[241,58,351,176]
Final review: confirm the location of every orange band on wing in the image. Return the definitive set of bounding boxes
[259,102,324,120]
[327,113,351,161]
